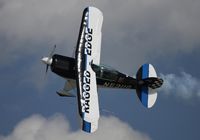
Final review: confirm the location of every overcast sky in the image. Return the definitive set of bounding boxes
[0,0,200,140]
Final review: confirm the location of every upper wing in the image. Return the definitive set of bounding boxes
[75,7,103,133]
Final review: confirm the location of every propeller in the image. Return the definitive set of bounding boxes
[41,45,56,75]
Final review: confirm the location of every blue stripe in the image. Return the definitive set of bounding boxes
[141,64,149,107]
[142,64,149,79]
[141,87,148,107]
[82,120,91,133]
[83,7,89,68]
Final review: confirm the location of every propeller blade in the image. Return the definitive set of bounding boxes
[49,45,56,59]
[45,65,49,74]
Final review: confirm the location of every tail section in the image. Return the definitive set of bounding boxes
[136,64,163,108]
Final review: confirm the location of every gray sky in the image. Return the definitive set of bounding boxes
[0,0,200,140]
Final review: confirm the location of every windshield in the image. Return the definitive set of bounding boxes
[92,64,118,81]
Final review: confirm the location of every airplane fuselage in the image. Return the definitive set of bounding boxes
[51,54,138,89]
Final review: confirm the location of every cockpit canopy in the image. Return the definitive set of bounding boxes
[91,64,119,81]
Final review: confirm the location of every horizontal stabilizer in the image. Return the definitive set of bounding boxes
[138,77,163,89]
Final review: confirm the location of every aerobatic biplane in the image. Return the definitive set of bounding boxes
[41,7,163,133]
